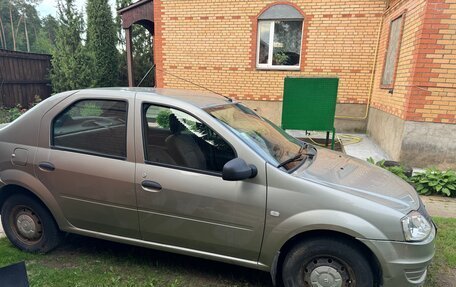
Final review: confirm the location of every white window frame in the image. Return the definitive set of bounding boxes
[256,20,304,71]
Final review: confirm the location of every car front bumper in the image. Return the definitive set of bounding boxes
[359,225,436,287]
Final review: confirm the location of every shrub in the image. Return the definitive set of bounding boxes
[8,105,24,122]
[156,110,172,128]
[412,168,456,197]
[0,96,43,124]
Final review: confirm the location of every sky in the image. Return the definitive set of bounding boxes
[37,0,117,18]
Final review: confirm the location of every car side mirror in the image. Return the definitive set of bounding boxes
[222,158,257,181]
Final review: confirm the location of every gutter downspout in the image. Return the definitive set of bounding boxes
[335,9,386,120]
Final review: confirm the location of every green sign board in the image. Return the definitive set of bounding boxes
[282,77,339,132]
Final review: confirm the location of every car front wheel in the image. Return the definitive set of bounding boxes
[282,237,374,287]
[1,194,62,253]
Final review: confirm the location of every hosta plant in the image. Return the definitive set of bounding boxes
[412,168,456,197]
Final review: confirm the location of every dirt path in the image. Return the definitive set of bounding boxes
[420,196,456,218]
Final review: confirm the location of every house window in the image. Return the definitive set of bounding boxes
[256,4,304,70]
[381,15,404,88]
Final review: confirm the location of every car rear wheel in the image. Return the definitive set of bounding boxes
[1,194,62,253]
[282,237,374,287]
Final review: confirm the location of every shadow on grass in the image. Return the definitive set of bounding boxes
[46,234,273,286]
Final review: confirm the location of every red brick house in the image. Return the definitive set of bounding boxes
[119,0,456,168]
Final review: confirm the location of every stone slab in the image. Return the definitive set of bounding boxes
[421,196,456,218]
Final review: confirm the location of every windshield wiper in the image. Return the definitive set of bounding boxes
[277,144,314,168]
[277,153,305,168]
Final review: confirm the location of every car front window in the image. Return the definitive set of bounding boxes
[206,103,305,169]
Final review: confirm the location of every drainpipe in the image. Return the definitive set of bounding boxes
[335,8,386,120]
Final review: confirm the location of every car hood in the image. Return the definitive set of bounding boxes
[293,148,419,213]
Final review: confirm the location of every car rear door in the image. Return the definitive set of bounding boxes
[34,90,140,238]
[134,95,267,261]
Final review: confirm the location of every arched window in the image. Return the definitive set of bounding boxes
[256,4,304,70]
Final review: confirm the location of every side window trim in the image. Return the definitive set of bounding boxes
[141,102,238,176]
[51,98,129,160]
[144,160,223,177]
[50,146,127,161]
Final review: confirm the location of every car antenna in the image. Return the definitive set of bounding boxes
[137,64,156,87]
[153,66,233,102]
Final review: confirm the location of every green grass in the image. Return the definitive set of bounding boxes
[426,217,456,287]
[0,218,454,286]
[0,235,270,287]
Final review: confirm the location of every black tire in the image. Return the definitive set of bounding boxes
[282,237,374,287]
[1,194,62,253]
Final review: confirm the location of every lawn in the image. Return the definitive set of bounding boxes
[0,217,454,287]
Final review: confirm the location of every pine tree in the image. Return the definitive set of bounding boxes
[50,0,93,92]
[86,0,118,87]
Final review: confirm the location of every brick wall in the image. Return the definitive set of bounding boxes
[155,0,385,105]
[407,0,456,124]
[371,0,428,118]
[371,0,456,124]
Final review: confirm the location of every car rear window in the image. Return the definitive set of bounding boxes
[52,100,127,159]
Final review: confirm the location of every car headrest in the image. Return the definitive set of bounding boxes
[169,114,186,134]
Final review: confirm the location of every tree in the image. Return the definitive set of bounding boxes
[50,0,93,92]
[86,0,118,87]
[33,15,59,53]
[0,0,43,52]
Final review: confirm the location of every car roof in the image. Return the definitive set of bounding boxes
[76,87,233,108]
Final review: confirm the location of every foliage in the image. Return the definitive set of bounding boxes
[86,0,119,87]
[156,110,171,128]
[33,15,59,53]
[272,51,289,66]
[0,0,43,52]
[0,95,41,123]
[50,0,94,93]
[7,104,24,121]
[366,157,411,182]
[412,168,456,197]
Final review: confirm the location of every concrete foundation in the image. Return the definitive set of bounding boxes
[334,103,368,133]
[401,121,456,169]
[241,101,367,133]
[367,108,456,169]
[367,108,404,160]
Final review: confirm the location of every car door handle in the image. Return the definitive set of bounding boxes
[38,162,55,171]
[141,180,162,192]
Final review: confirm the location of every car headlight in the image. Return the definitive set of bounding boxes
[401,211,432,241]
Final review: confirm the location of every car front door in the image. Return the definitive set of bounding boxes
[35,91,140,238]
[135,97,267,261]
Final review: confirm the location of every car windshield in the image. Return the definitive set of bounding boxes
[206,103,306,169]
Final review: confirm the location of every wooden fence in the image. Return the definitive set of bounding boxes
[0,49,52,108]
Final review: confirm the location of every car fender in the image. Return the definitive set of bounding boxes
[0,169,70,229]
[259,209,388,267]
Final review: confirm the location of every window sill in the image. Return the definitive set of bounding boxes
[256,65,301,71]
[380,84,394,90]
